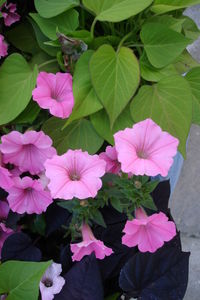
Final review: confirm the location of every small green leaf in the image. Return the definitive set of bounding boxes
[29,10,79,40]
[141,22,192,68]
[64,51,102,128]
[6,21,40,55]
[29,18,59,57]
[91,210,106,228]
[12,101,40,125]
[0,260,52,300]
[151,0,200,14]
[83,0,153,22]
[0,54,38,125]
[173,50,200,74]
[110,198,123,213]
[90,45,140,127]
[141,196,157,210]
[34,0,79,18]
[186,67,200,125]
[42,118,104,154]
[58,201,75,212]
[90,106,134,144]
[140,52,178,82]
[130,75,193,157]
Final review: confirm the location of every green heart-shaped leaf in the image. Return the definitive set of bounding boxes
[83,0,153,22]
[186,67,200,125]
[130,75,193,157]
[90,45,140,127]
[0,260,51,300]
[0,54,38,125]
[141,23,192,68]
[34,0,79,18]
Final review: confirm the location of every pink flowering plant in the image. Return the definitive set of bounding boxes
[0,0,199,299]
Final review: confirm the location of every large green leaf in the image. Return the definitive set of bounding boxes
[151,0,200,14]
[34,0,80,18]
[130,75,193,157]
[90,106,134,144]
[6,21,40,55]
[12,101,40,125]
[141,23,192,68]
[42,118,104,154]
[29,18,59,57]
[0,260,51,300]
[90,45,140,127]
[147,15,185,32]
[83,0,153,22]
[64,51,102,128]
[140,53,178,82]
[0,54,38,125]
[29,10,79,40]
[186,67,200,125]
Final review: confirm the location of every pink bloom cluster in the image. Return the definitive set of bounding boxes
[71,223,113,261]
[40,263,65,300]
[0,34,8,59]
[0,200,14,258]
[0,130,56,214]
[122,208,176,252]
[0,2,20,26]
[32,72,74,119]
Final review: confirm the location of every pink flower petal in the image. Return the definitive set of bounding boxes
[122,208,176,253]
[0,34,8,58]
[0,131,56,175]
[114,118,179,177]
[45,150,106,200]
[32,72,74,119]
[7,176,53,214]
[99,146,121,174]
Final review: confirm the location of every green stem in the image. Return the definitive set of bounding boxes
[117,31,133,52]
[38,59,57,70]
[124,43,144,48]
[90,17,97,39]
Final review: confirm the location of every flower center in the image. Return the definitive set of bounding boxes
[26,187,32,192]
[137,150,148,159]
[69,173,80,181]
[43,279,53,288]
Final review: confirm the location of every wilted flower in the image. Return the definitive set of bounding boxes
[114,118,179,177]
[0,34,8,58]
[122,208,176,253]
[0,2,20,26]
[71,223,113,261]
[7,176,53,214]
[32,72,74,119]
[40,263,65,300]
[45,149,106,200]
[0,130,56,175]
[99,146,121,175]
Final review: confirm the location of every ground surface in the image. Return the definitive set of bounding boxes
[170,5,200,299]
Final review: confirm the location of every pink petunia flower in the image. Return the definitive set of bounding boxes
[71,223,113,261]
[44,149,106,200]
[0,130,56,175]
[32,72,74,119]
[114,118,179,177]
[6,176,53,214]
[40,262,65,300]
[0,34,8,58]
[1,3,20,26]
[99,146,121,175]
[0,200,14,258]
[122,208,176,253]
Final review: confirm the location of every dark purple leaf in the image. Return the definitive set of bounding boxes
[1,232,41,262]
[55,255,104,300]
[119,241,190,300]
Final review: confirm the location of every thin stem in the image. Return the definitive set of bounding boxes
[38,59,57,70]
[117,31,133,52]
[124,43,144,48]
[90,17,97,39]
